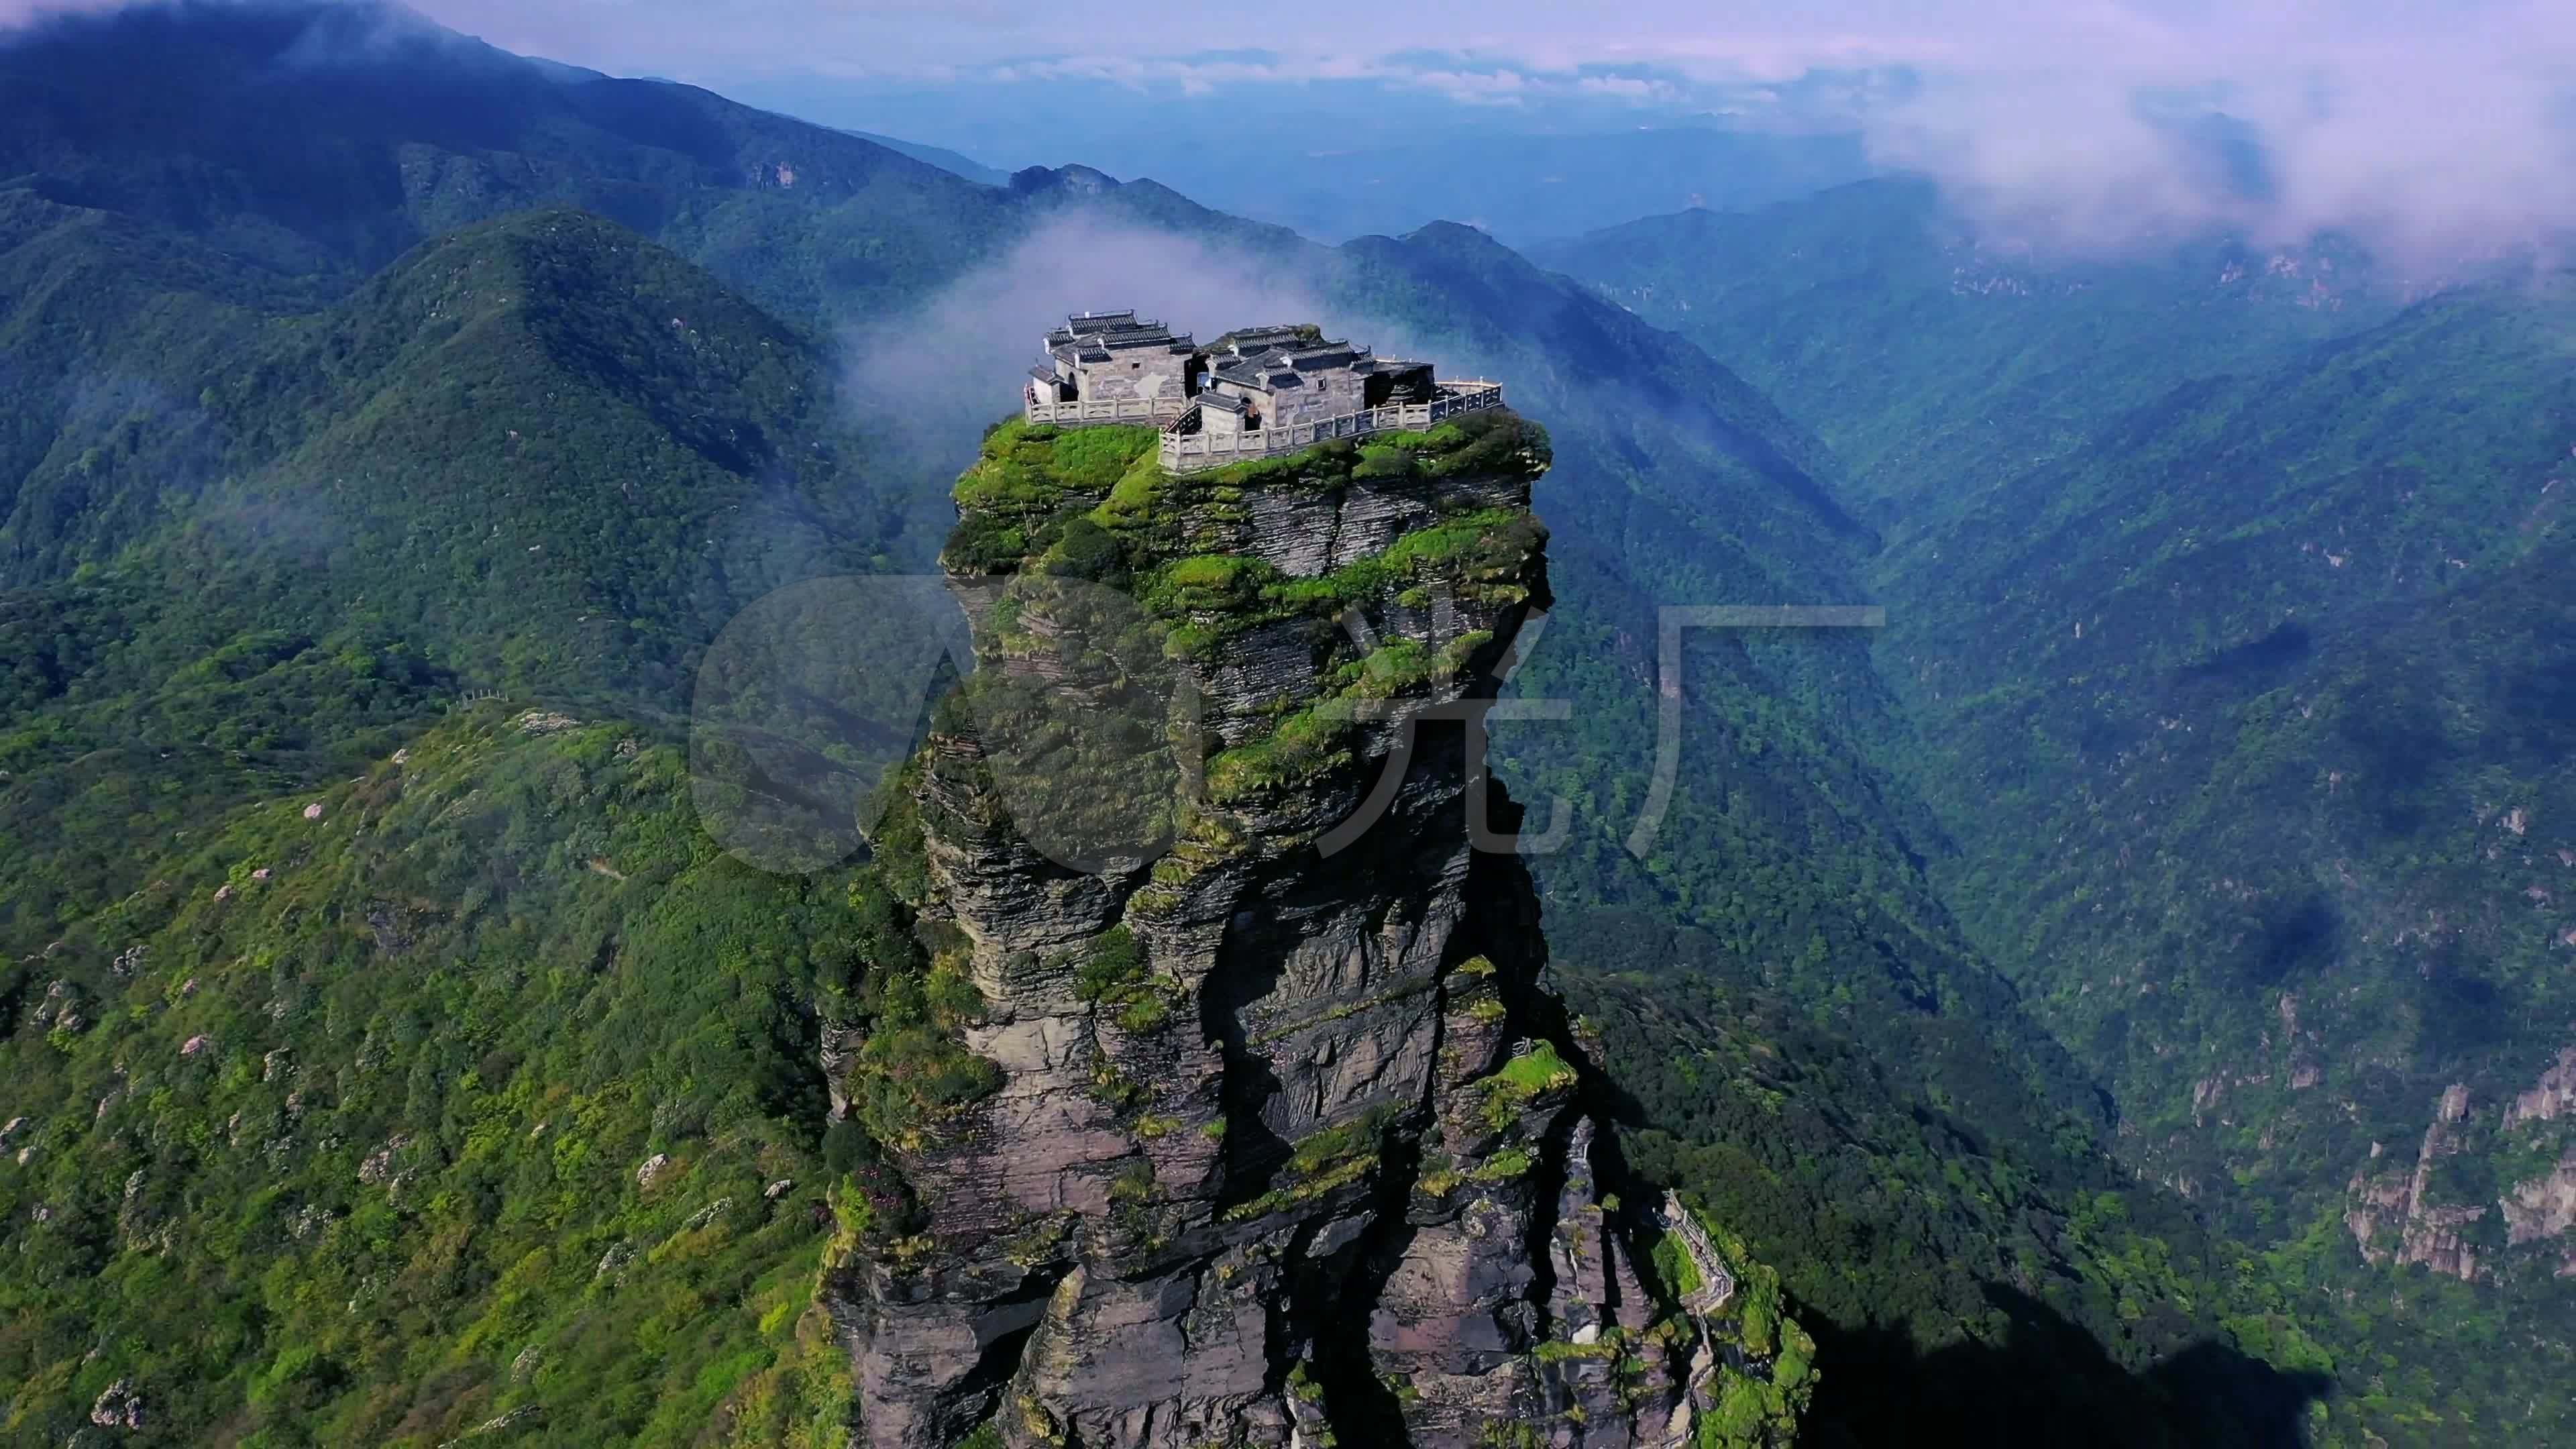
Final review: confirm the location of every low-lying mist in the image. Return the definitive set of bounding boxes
[837,210,1342,471]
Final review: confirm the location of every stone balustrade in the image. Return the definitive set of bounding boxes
[1022,394,1187,427]
[1156,382,1505,474]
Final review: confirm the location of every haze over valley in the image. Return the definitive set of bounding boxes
[1,3,2572,1446]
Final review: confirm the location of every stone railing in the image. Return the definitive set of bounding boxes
[1660,1191,1737,1317]
[1023,394,1187,427]
[1156,381,1505,474]
[1660,1190,1740,1419]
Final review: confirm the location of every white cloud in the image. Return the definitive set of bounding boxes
[444,1,2567,262]
[11,0,2570,262]
[0,0,125,23]
[839,210,1335,461]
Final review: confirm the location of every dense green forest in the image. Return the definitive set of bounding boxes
[1,702,864,1444]
[3,3,2570,1445]
[1550,183,2576,1440]
[1532,180,2396,521]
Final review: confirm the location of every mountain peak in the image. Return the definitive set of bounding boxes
[1010,162,1122,195]
[0,0,983,280]
[1405,218,1501,248]
[837,411,1806,1447]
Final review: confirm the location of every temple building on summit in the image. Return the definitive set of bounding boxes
[1026,310,1201,419]
[1023,309,1503,473]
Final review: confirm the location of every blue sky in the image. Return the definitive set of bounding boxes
[419,0,2576,260]
[6,0,2573,261]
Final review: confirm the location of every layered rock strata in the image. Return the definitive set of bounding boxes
[824,412,1794,1446]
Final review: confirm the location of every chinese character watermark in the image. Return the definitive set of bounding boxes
[688,576,1884,876]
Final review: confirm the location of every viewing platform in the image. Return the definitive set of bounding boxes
[1022,394,1189,427]
[1157,381,1505,473]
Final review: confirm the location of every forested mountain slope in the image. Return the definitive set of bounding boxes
[0,176,967,1441]
[1,204,901,946]
[0,0,1012,315]
[1535,180,2398,519]
[1538,173,2576,1438]
[7,204,899,607]
[1869,286,2576,1420]
[996,172,2356,1443]
[2,704,869,1447]
[0,3,2526,1445]
[0,186,324,573]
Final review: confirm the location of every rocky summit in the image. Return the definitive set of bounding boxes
[820,409,1810,1446]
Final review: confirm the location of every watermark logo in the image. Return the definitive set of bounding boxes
[1627,606,1887,858]
[689,577,1883,875]
[690,575,972,874]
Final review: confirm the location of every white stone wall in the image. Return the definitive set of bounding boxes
[1209,379,1266,427]
[1269,366,1365,427]
[1075,353,1190,406]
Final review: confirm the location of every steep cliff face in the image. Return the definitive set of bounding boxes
[2341,1049,2576,1286]
[2345,1083,2488,1283]
[822,413,1807,1446]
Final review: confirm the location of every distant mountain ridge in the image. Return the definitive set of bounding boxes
[0,0,1015,308]
[1536,178,2398,523]
[1542,168,2576,1440]
[1128,125,1876,246]
[0,4,2544,1446]
[843,129,1010,186]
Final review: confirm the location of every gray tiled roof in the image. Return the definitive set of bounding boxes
[1048,309,1198,358]
[1218,325,1312,351]
[1038,315,1434,413]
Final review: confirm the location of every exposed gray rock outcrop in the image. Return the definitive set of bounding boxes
[825,417,1751,1446]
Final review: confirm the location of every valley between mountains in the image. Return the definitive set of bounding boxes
[2,5,2571,1446]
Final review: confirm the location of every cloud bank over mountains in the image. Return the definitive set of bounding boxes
[5,0,2571,262]
[1853,5,2576,261]
[451,0,2576,263]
